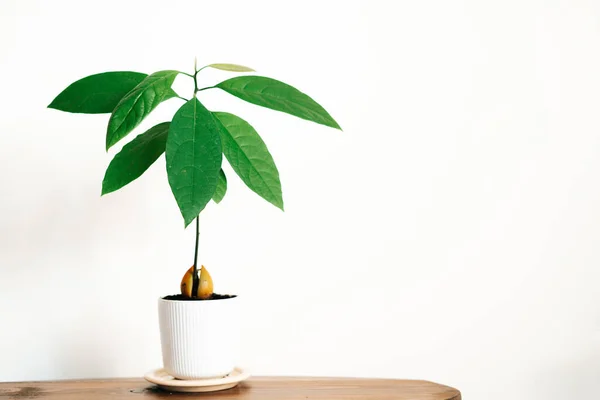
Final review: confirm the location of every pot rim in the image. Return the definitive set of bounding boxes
[158,295,238,303]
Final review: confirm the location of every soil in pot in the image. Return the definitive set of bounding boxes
[162,294,237,301]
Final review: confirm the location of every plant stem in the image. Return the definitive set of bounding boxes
[190,58,201,297]
[193,72,199,96]
[197,86,215,92]
[195,65,209,74]
[193,57,199,96]
[191,216,200,297]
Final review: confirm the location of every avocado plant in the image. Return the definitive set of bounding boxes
[48,60,341,299]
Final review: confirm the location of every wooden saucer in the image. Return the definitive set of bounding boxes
[144,367,249,392]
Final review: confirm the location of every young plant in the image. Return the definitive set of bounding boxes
[48,60,341,298]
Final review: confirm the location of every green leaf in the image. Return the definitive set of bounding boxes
[166,87,179,98]
[101,122,170,195]
[207,63,255,72]
[212,169,227,204]
[166,98,223,226]
[48,71,147,114]
[106,70,179,150]
[213,112,283,210]
[215,76,341,130]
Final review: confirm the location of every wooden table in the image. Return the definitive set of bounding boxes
[0,377,461,399]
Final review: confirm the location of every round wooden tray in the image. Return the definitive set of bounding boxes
[144,367,250,392]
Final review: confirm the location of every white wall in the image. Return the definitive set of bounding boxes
[1,0,600,398]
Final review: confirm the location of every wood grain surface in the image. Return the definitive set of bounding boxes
[0,377,461,399]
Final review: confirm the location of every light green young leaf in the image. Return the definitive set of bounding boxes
[48,71,147,114]
[207,63,255,72]
[102,122,170,195]
[213,112,283,210]
[106,70,179,150]
[166,98,223,227]
[215,76,341,130]
[212,169,227,204]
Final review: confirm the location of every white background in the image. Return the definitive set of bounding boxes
[1,0,600,398]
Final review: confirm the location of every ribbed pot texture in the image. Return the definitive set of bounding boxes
[158,296,239,379]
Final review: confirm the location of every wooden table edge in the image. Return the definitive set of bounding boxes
[0,376,462,400]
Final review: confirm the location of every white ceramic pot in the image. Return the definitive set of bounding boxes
[158,296,239,380]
